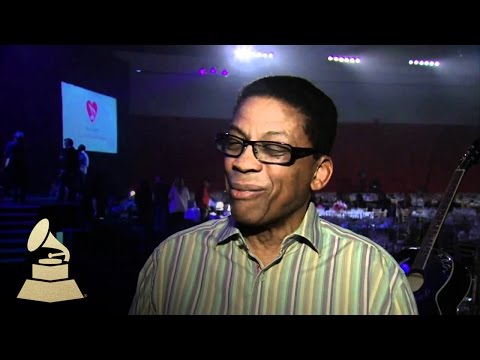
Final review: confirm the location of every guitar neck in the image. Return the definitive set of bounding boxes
[411,169,465,270]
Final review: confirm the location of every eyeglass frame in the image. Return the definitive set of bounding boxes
[215,132,323,166]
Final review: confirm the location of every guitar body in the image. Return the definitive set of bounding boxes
[395,247,472,315]
[394,139,479,315]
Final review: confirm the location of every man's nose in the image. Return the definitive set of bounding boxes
[231,145,262,172]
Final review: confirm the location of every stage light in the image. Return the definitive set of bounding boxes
[409,59,441,67]
[328,56,361,64]
[234,46,274,62]
[234,45,255,61]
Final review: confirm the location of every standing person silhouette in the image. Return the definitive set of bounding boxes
[152,175,170,236]
[135,178,155,255]
[4,131,28,204]
[57,138,79,202]
[167,176,190,234]
[77,144,89,199]
[195,177,211,223]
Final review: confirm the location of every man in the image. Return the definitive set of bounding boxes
[194,177,211,223]
[57,138,79,202]
[129,75,418,315]
[78,144,89,198]
[4,131,28,204]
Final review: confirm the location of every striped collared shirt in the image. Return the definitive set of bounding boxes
[129,203,418,315]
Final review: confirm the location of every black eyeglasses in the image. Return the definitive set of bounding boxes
[215,133,322,166]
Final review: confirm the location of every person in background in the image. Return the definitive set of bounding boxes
[90,172,107,219]
[77,144,89,199]
[195,177,211,223]
[354,193,367,209]
[377,191,395,217]
[152,175,170,236]
[167,176,190,234]
[129,75,418,315]
[135,178,155,255]
[3,131,28,204]
[57,138,79,202]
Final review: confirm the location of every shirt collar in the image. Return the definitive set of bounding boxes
[290,202,323,253]
[216,216,242,245]
[216,202,323,253]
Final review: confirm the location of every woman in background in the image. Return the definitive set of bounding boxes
[168,176,190,233]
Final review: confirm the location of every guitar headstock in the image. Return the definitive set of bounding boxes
[458,138,480,171]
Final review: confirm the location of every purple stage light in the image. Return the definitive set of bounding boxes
[199,68,207,75]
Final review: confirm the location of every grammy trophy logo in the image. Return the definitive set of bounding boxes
[17,218,84,303]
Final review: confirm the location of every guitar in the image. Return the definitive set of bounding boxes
[395,138,480,315]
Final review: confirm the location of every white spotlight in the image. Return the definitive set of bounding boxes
[234,46,255,62]
[355,58,361,63]
[408,60,413,65]
[328,56,333,61]
[435,61,440,67]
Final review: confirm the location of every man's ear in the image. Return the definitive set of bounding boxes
[311,156,333,192]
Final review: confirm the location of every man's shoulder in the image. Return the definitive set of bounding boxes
[317,217,402,271]
[161,217,232,246]
[318,217,390,253]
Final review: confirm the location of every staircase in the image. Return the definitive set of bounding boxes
[0,204,40,264]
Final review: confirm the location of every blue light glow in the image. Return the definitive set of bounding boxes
[400,262,411,275]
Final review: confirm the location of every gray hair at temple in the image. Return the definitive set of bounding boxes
[233,75,338,156]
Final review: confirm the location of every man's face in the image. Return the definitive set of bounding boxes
[224,96,319,228]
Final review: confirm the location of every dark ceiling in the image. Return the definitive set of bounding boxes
[62,44,479,60]
[103,44,478,59]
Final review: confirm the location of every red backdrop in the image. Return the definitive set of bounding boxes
[125,116,480,195]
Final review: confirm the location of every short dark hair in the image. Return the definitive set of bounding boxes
[78,144,86,151]
[233,75,337,156]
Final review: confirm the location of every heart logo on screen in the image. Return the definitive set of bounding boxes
[86,100,98,123]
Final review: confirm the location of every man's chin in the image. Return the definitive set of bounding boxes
[231,207,262,226]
